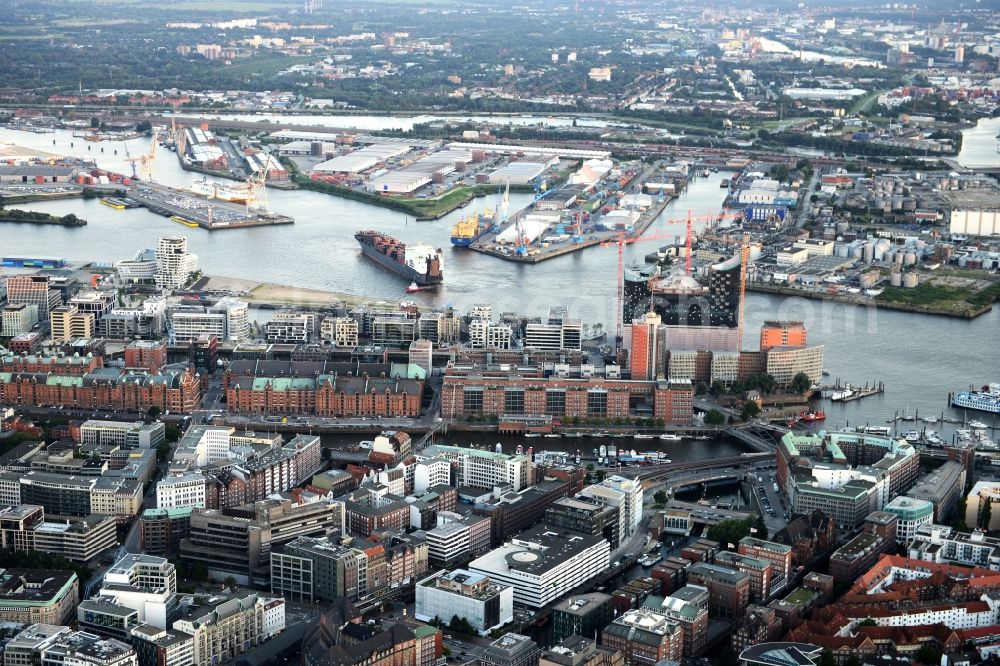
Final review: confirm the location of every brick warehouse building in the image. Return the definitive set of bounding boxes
[224,360,423,418]
[0,365,201,413]
[440,375,693,423]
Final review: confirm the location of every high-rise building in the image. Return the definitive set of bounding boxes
[155,237,198,291]
[630,312,665,380]
[207,297,249,340]
[84,554,179,632]
[706,255,742,328]
[5,275,61,318]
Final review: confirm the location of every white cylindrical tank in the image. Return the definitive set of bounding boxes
[890,272,902,287]
[903,273,919,288]
[904,252,917,266]
[852,245,864,259]
[864,244,876,263]
[895,252,905,265]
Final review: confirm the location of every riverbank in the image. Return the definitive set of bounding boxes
[747,281,997,319]
[0,209,86,226]
[194,275,421,309]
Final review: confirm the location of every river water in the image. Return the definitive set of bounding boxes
[2,126,999,436]
[958,117,1000,169]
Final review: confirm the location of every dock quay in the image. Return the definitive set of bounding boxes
[126,182,294,230]
[468,185,674,264]
[821,380,885,402]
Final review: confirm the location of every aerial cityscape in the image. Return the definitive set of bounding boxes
[0,1,999,666]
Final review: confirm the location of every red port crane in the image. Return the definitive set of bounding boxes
[602,211,744,347]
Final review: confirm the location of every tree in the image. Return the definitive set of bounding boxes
[223,575,238,590]
[754,515,768,539]
[695,381,709,396]
[790,372,812,395]
[595,470,606,482]
[858,618,877,626]
[653,490,668,507]
[146,406,162,420]
[704,409,725,426]
[713,646,739,666]
[914,645,941,665]
[709,380,726,397]
[819,648,835,666]
[707,517,755,546]
[741,401,761,421]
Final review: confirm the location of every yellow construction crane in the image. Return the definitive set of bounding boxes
[125,131,158,182]
[245,157,270,211]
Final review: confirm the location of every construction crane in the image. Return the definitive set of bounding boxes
[125,131,157,182]
[602,212,743,347]
[244,157,271,211]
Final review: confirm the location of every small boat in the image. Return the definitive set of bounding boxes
[970,420,989,430]
[170,215,199,228]
[599,445,607,458]
[923,416,939,424]
[903,430,920,443]
[515,444,523,455]
[821,369,831,377]
[801,411,826,422]
[525,433,541,439]
[659,434,682,442]
[634,434,655,440]
[405,281,426,293]
[544,433,562,439]
[692,435,712,441]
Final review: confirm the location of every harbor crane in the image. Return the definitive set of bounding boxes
[124,131,157,182]
[602,211,743,347]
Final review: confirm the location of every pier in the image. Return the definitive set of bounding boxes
[468,186,674,264]
[820,380,885,402]
[126,182,294,230]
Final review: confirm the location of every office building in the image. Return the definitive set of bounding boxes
[660,587,709,657]
[525,308,582,351]
[738,538,792,593]
[545,497,620,548]
[687,563,750,619]
[49,304,96,342]
[415,570,513,635]
[539,636,624,666]
[0,569,79,625]
[180,496,345,585]
[0,505,118,562]
[601,608,683,666]
[5,275,61,317]
[423,444,531,491]
[139,507,192,556]
[550,593,613,644]
[423,512,491,568]
[706,255,742,328]
[80,420,165,449]
[129,625,195,666]
[207,297,249,340]
[882,496,934,544]
[69,291,116,319]
[3,625,138,666]
[171,593,284,665]
[469,526,610,608]
[715,551,773,603]
[155,237,198,291]
[481,634,541,666]
[906,461,967,523]
[2,303,38,336]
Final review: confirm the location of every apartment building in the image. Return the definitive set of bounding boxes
[601,608,683,666]
[422,444,531,491]
[50,304,96,342]
[5,275,61,317]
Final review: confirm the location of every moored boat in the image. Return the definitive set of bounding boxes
[356,230,444,286]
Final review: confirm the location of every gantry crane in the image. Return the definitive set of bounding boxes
[602,211,744,347]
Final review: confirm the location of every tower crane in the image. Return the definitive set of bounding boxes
[245,157,271,212]
[602,212,743,347]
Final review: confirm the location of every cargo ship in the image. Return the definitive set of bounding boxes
[187,178,250,205]
[952,384,1000,415]
[450,209,494,247]
[355,231,444,286]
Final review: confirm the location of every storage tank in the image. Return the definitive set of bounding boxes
[903,273,919,288]
[863,244,876,263]
[958,256,969,268]
[837,221,850,234]
[894,252,905,266]
[852,244,865,259]
[835,244,850,258]
[904,252,917,266]
[890,272,902,287]
[902,199,917,211]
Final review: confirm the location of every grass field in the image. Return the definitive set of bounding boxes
[876,279,1000,313]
